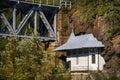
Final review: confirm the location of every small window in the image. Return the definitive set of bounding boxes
[92,54,96,64]
[90,48,97,52]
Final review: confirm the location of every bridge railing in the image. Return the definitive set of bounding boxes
[19,0,62,6]
[60,0,71,9]
[11,0,71,8]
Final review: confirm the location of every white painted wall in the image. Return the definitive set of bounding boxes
[67,49,105,71]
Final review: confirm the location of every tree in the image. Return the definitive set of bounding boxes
[0,37,70,80]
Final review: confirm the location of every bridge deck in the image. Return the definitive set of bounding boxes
[2,0,61,10]
[10,0,60,8]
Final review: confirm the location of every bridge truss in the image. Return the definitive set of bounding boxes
[0,0,63,41]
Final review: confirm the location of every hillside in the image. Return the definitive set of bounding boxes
[0,0,120,79]
[58,0,120,78]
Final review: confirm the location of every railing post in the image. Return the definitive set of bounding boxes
[46,0,48,4]
[70,1,71,9]
[65,1,67,8]
[32,0,34,3]
[59,0,62,6]
[53,0,54,5]
[39,0,41,4]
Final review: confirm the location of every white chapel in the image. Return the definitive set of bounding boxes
[55,30,105,71]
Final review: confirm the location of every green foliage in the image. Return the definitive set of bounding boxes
[72,0,98,26]
[50,64,70,80]
[0,38,8,50]
[90,71,105,80]
[71,0,120,38]
[106,26,120,38]
[90,71,118,80]
[106,76,117,80]
[0,37,70,80]
[63,21,68,31]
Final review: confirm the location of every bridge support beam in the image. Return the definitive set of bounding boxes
[13,6,16,32]
[39,10,55,37]
[54,11,57,40]
[34,10,37,35]
[15,9,34,34]
[0,13,14,34]
[0,1,60,41]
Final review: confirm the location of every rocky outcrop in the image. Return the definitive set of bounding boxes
[102,35,120,78]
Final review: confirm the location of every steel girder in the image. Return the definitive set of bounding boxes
[0,13,14,34]
[0,2,59,41]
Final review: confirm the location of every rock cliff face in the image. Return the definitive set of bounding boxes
[102,35,120,77]
[57,9,120,77]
